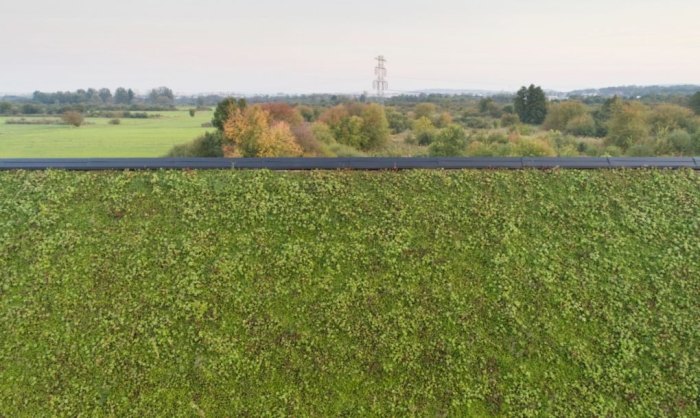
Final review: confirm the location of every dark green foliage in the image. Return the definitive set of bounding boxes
[98,88,112,104]
[690,91,700,115]
[212,97,247,131]
[165,132,224,157]
[514,85,547,124]
[386,107,410,133]
[20,103,43,114]
[113,87,134,105]
[0,102,14,114]
[478,98,502,118]
[461,116,492,129]
[1,170,699,416]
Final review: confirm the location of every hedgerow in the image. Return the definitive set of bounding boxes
[0,169,698,416]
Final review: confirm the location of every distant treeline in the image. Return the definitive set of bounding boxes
[0,86,177,113]
[568,84,700,98]
[0,86,178,115]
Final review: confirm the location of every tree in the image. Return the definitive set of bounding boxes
[606,101,648,150]
[479,98,502,118]
[360,103,390,149]
[62,111,84,127]
[514,85,547,124]
[648,104,697,136]
[334,116,366,149]
[0,102,14,114]
[114,87,132,105]
[212,98,247,131]
[98,88,112,104]
[689,91,700,115]
[592,96,622,137]
[86,88,101,105]
[147,86,175,106]
[222,106,301,157]
[260,103,303,127]
[429,125,468,156]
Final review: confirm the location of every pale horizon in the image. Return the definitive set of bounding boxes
[2,0,699,95]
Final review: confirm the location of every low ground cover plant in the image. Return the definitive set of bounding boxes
[0,169,698,416]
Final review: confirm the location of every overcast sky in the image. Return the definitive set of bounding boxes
[2,0,699,94]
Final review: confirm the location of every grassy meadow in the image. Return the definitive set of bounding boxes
[1,169,698,416]
[0,110,213,158]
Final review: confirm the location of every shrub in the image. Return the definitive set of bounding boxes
[61,111,84,127]
[626,143,656,156]
[291,123,333,156]
[565,114,597,137]
[513,138,557,157]
[311,122,335,144]
[461,116,491,129]
[428,125,468,156]
[21,103,43,114]
[386,108,410,133]
[414,103,437,119]
[122,111,150,119]
[500,113,520,127]
[165,132,224,157]
[412,117,438,145]
[318,103,389,150]
[108,118,121,125]
[189,109,196,117]
[433,112,453,128]
[602,146,623,157]
[543,101,588,131]
[328,142,366,157]
[667,129,695,154]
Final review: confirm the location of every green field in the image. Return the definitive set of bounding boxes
[0,110,213,157]
[1,169,698,416]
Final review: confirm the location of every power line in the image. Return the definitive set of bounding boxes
[373,55,388,103]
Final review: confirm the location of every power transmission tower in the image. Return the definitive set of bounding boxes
[373,55,388,103]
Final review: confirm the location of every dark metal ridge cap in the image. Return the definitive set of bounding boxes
[0,157,699,171]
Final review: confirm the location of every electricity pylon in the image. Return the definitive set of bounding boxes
[373,55,388,103]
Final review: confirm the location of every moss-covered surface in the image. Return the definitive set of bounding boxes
[1,169,698,416]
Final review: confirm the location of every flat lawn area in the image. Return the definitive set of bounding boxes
[1,169,698,416]
[0,110,213,157]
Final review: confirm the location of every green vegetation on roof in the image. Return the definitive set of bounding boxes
[1,169,698,416]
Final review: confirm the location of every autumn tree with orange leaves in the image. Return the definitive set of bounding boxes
[223,106,302,157]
